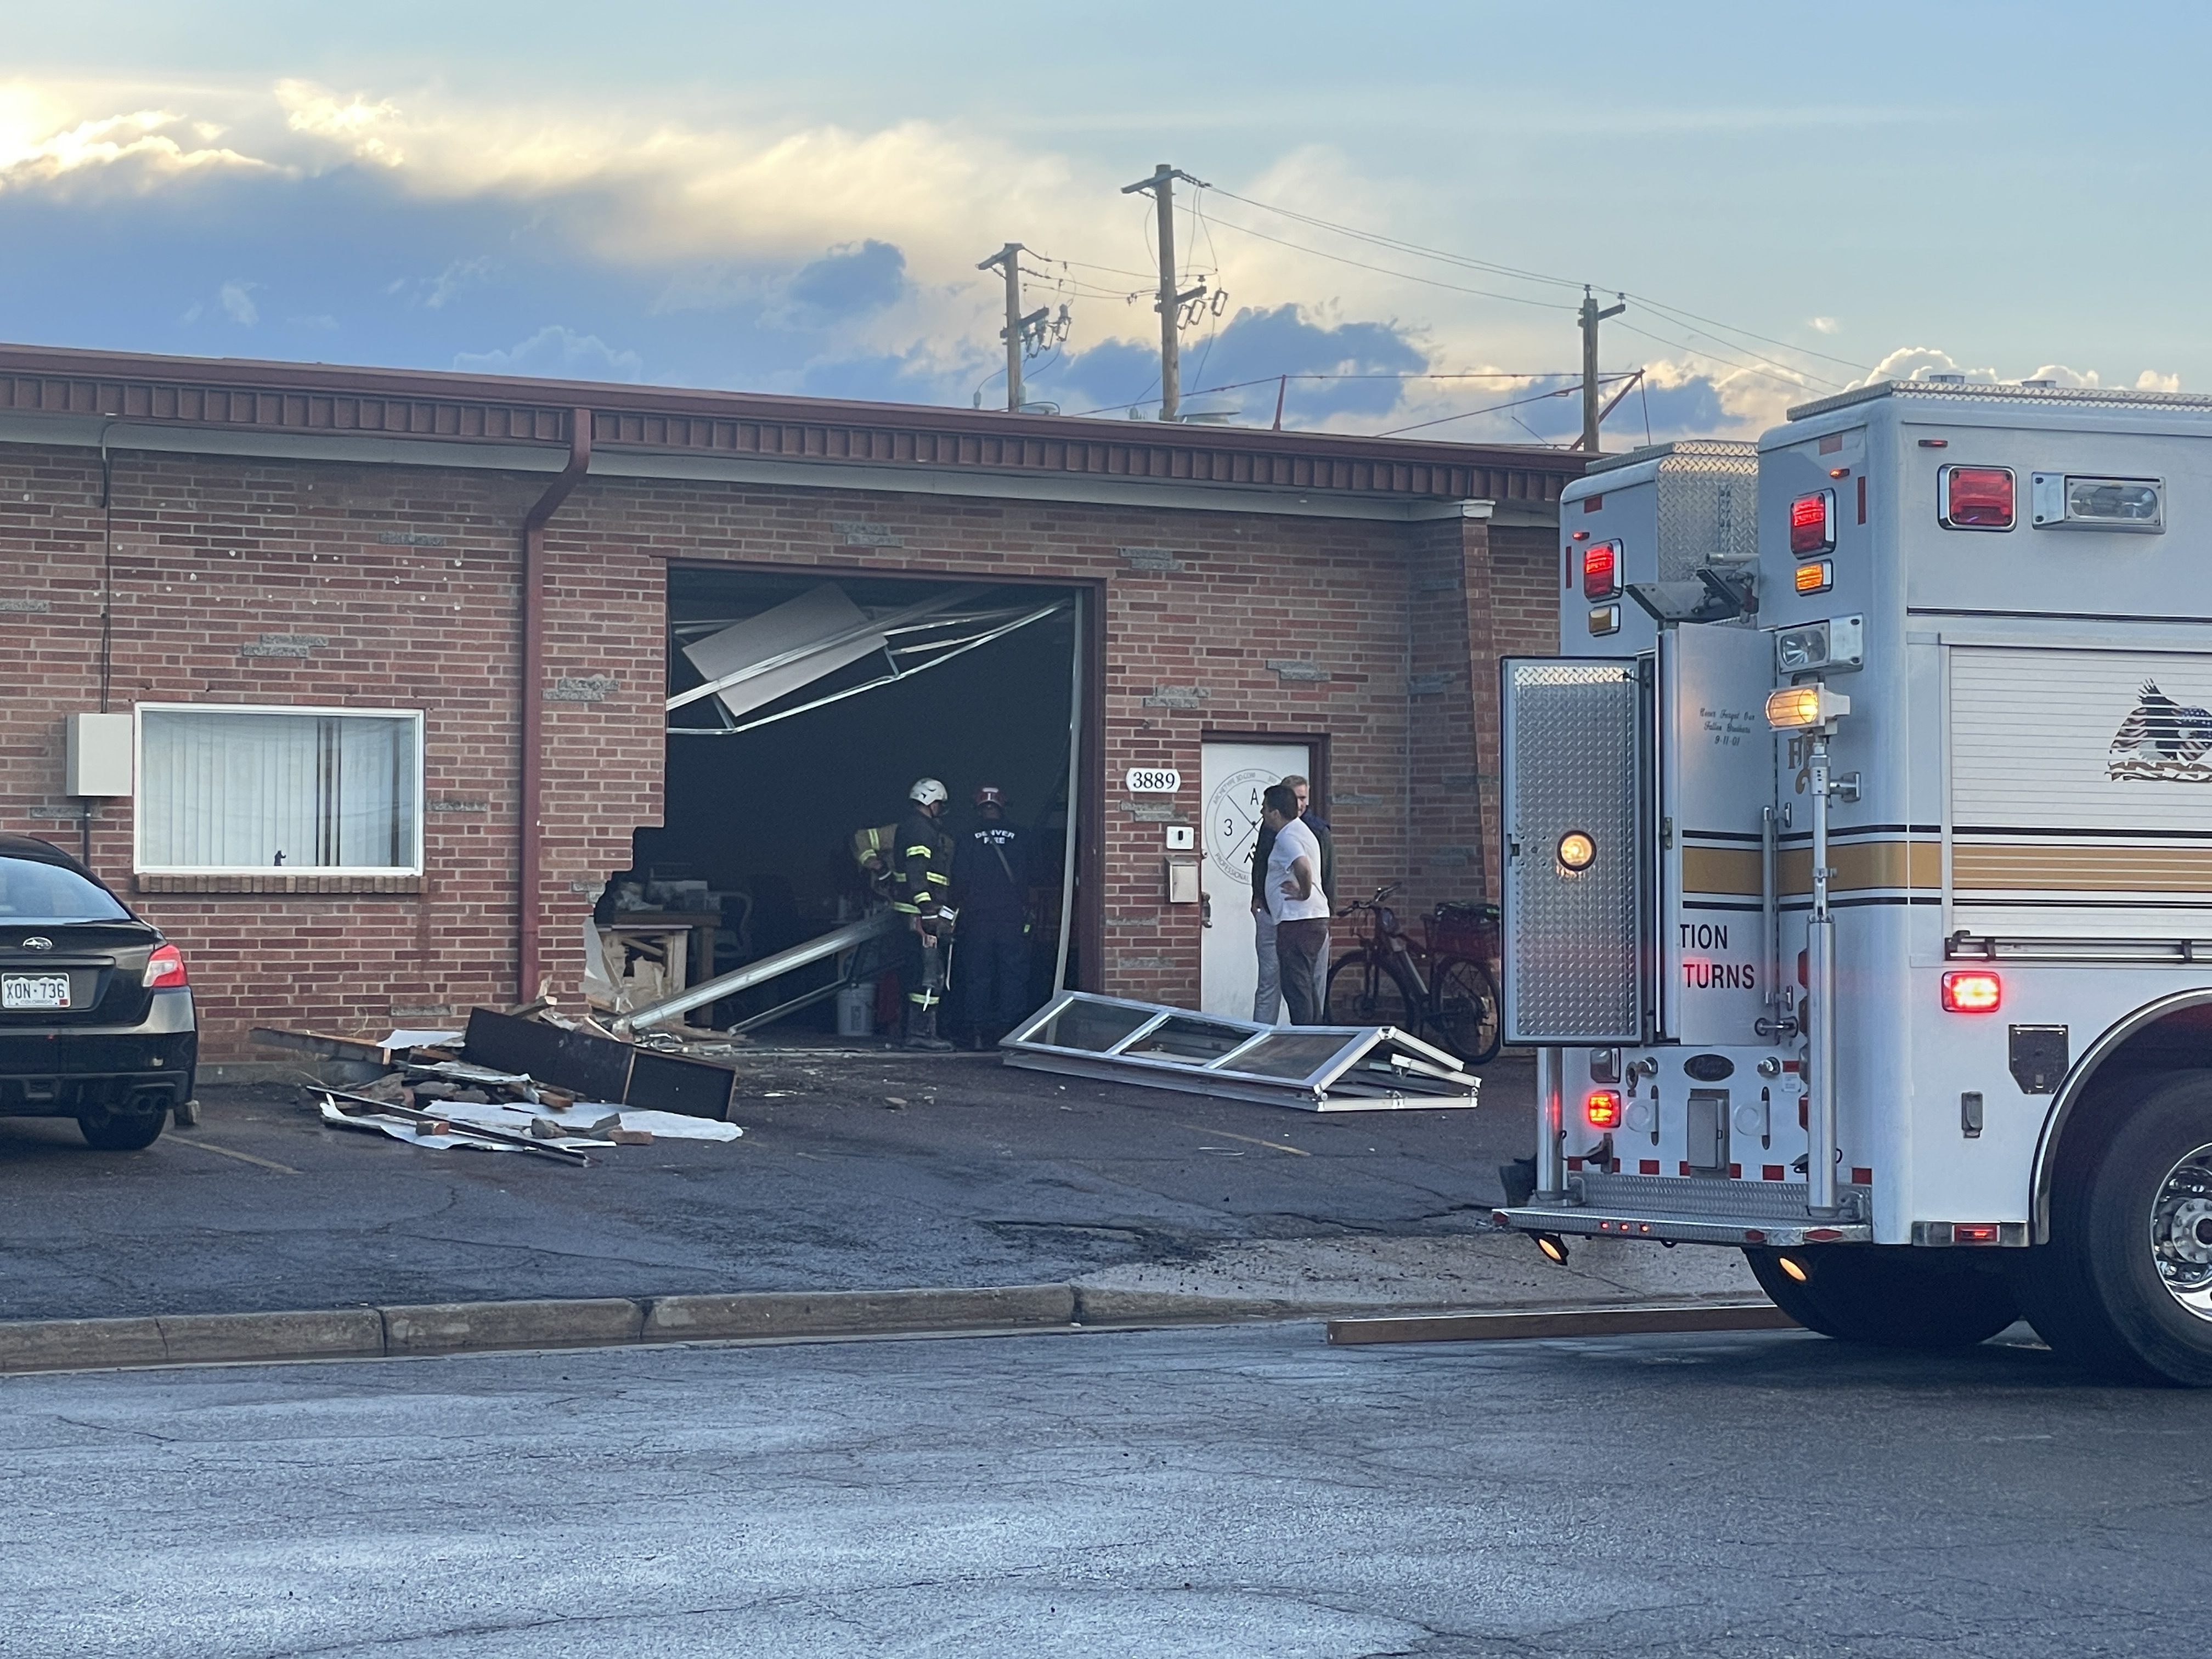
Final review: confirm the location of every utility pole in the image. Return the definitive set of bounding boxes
[1120,162,1207,421]
[977,243,1026,412]
[1578,286,1626,453]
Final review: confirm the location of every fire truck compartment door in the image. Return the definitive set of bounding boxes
[1950,644,2212,939]
[1502,658,1646,1045]
[1660,622,1774,1043]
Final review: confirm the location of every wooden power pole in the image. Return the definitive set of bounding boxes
[978,243,1026,412]
[1120,162,1207,421]
[1578,286,1627,452]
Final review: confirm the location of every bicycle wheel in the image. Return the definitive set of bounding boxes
[1325,951,1412,1029]
[1431,956,1503,1065]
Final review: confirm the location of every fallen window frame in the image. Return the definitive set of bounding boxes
[998,991,1481,1111]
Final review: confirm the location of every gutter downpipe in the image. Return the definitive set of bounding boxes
[517,409,592,1002]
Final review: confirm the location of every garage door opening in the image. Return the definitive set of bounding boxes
[599,567,1088,1043]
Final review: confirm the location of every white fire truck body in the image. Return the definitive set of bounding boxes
[1496,381,2212,1381]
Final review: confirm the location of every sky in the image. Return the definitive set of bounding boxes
[4,1,2207,447]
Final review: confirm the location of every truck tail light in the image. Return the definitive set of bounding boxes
[1585,1089,1623,1130]
[1788,490,1835,555]
[143,944,188,989]
[1941,970,2001,1013]
[1953,1223,2001,1245]
[1581,540,1621,600]
[1939,465,2014,529]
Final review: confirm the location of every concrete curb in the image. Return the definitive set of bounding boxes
[0,1285,1784,1377]
[1325,1301,1797,1346]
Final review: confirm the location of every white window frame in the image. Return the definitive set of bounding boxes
[132,702,427,877]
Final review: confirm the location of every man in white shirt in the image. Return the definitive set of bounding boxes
[1260,782,1330,1025]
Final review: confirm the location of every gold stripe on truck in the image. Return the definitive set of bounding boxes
[1680,839,1941,898]
[1953,843,2212,893]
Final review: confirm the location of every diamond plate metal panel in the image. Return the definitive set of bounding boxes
[1655,445,1758,579]
[1502,659,1643,1042]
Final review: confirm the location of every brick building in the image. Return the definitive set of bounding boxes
[0,345,1579,1057]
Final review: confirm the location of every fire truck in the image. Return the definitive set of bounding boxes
[1494,380,2212,1385]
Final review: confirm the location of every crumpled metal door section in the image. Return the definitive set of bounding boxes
[999,992,1481,1111]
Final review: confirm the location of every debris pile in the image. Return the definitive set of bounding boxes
[254,1009,747,1164]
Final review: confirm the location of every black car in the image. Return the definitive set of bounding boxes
[0,834,196,1149]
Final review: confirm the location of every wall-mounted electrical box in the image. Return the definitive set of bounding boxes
[1165,860,1200,904]
[1164,824,1195,850]
[65,712,134,797]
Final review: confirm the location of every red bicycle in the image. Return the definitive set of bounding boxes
[1325,885,1502,1065]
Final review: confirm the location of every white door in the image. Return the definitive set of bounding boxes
[1199,740,1311,1019]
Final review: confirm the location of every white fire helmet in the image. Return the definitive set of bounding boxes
[909,777,950,808]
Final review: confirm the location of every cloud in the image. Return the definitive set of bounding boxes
[0,104,273,194]
[403,255,495,310]
[1808,316,1840,335]
[453,324,644,382]
[1040,302,1429,423]
[775,239,908,326]
[219,279,258,324]
[1860,346,1997,385]
[278,82,404,167]
[2135,369,2183,393]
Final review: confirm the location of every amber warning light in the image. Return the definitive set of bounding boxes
[1942,970,2002,1013]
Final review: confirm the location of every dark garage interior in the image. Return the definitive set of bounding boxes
[606,565,1086,1035]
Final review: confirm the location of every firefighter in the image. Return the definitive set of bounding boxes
[952,784,1033,1048]
[889,777,957,1050]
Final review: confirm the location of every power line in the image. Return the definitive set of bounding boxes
[1197,208,1577,311]
[1204,182,1872,379]
[1372,383,1584,438]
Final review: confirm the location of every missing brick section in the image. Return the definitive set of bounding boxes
[834,521,902,547]
[377,532,448,547]
[1119,548,1186,573]
[1267,661,1330,683]
[549,676,619,703]
[1141,686,1208,710]
[241,633,329,659]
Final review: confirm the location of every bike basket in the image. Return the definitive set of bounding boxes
[1425,901,1498,958]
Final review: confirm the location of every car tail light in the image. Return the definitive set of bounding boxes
[143,944,188,989]
[1941,970,2000,1013]
[1788,490,1835,555]
[1581,540,1621,600]
[1585,1089,1623,1130]
[1940,465,2013,529]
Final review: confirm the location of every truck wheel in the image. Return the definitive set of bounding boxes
[77,1102,168,1151]
[1743,1246,2019,1348]
[2011,1074,2212,1386]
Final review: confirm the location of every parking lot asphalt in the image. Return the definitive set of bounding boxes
[0,1047,1553,1323]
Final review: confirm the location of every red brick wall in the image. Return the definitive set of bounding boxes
[0,438,1555,1056]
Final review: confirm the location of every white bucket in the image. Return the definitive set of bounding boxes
[836,981,877,1037]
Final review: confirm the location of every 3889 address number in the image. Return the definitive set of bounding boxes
[1124,768,1183,794]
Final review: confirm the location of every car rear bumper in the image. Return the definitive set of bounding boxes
[0,989,197,1115]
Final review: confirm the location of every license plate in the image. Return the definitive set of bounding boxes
[2,974,71,1011]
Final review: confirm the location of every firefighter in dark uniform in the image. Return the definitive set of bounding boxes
[952,785,1032,1048]
[889,777,957,1050]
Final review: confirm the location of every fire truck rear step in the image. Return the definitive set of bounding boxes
[1497,1172,1873,1248]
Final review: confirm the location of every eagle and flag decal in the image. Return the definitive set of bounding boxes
[2109,681,2212,782]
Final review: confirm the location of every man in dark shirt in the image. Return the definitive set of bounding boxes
[1250,772,1334,1021]
[952,785,1032,1048]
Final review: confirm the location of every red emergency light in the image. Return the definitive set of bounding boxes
[1788,490,1836,556]
[1585,1089,1623,1130]
[1941,465,2014,529]
[1581,540,1621,600]
[1941,970,2002,1013]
